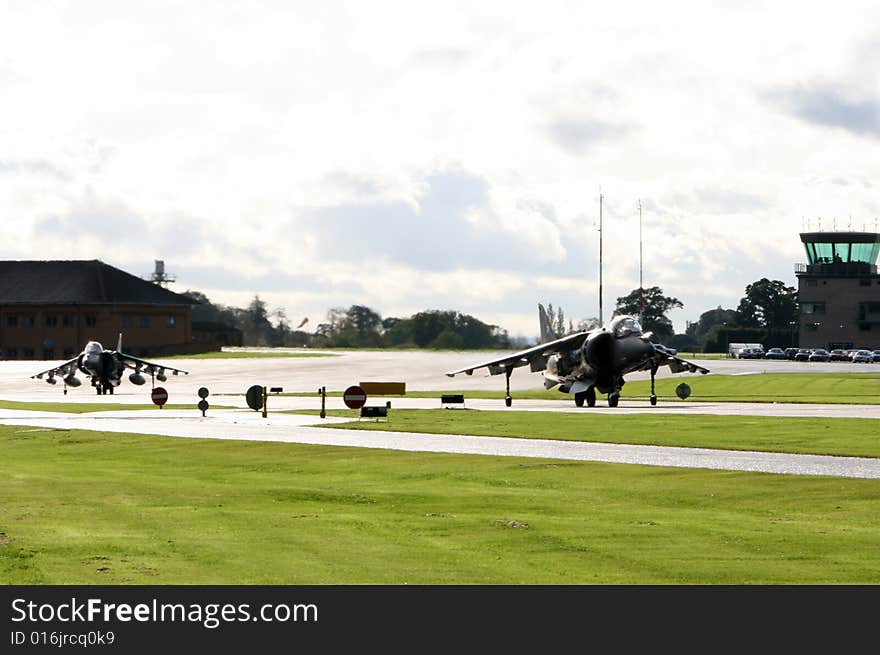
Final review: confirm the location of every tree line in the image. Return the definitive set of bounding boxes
[183,275,798,352]
[183,291,511,349]
[614,278,798,351]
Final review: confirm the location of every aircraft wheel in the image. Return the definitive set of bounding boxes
[608,392,620,408]
[505,396,512,407]
[574,392,585,408]
[108,386,114,395]
[650,395,657,406]
[586,387,596,407]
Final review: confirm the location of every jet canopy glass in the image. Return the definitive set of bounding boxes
[611,316,643,338]
[84,342,103,354]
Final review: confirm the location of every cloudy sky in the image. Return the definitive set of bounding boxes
[2,1,879,338]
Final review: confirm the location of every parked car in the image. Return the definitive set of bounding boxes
[809,348,830,362]
[783,347,799,360]
[829,349,850,361]
[764,348,786,360]
[740,347,765,359]
[852,350,874,363]
[794,348,812,361]
[872,350,880,362]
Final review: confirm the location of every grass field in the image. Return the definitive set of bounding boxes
[0,400,231,413]
[282,372,880,404]
[307,409,880,458]
[3,426,880,584]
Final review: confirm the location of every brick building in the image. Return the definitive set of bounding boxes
[0,260,195,360]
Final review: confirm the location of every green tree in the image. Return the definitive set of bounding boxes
[735,279,798,329]
[614,286,683,340]
[346,305,382,344]
[240,295,275,346]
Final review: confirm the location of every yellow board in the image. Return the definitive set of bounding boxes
[359,381,406,395]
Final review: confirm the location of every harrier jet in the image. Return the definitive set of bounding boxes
[445,306,709,407]
[31,334,188,395]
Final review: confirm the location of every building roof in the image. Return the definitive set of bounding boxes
[0,260,193,306]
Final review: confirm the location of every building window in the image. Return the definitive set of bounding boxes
[22,315,35,327]
[122,314,133,328]
[85,314,97,327]
[23,348,35,359]
[801,302,826,315]
[62,314,74,327]
[43,349,54,360]
[63,347,75,358]
[165,315,176,327]
[45,315,58,327]
[7,315,17,328]
[4,348,17,359]
[139,315,151,328]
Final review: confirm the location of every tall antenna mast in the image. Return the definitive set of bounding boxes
[638,199,644,319]
[598,191,604,327]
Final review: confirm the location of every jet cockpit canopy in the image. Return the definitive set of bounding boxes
[610,315,643,338]
[84,342,103,355]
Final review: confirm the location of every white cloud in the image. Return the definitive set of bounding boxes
[3,1,880,337]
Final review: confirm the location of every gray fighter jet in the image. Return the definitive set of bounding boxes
[445,306,709,407]
[31,334,188,395]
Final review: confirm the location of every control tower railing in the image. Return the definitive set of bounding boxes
[795,261,878,276]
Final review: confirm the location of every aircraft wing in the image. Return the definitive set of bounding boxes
[445,331,591,377]
[30,357,79,380]
[645,344,710,375]
[118,353,189,376]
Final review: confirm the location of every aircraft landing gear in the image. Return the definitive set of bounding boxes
[650,364,658,406]
[608,391,620,408]
[575,387,597,408]
[504,366,512,407]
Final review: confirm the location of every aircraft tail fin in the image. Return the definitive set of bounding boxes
[538,304,555,343]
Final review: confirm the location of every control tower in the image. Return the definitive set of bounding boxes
[795,231,880,349]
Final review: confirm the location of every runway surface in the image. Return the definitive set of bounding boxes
[3,350,880,478]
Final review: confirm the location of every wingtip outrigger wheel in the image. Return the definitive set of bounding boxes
[504,365,513,407]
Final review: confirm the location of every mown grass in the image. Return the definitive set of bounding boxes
[0,400,231,413]
[2,426,879,584]
[305,409,880,459]
[281,372,880,404]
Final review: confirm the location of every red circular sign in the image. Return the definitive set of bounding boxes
[151,386,168,406]
[343,385,367,409]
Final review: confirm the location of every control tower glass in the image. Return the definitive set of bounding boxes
[800,232,880,273]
